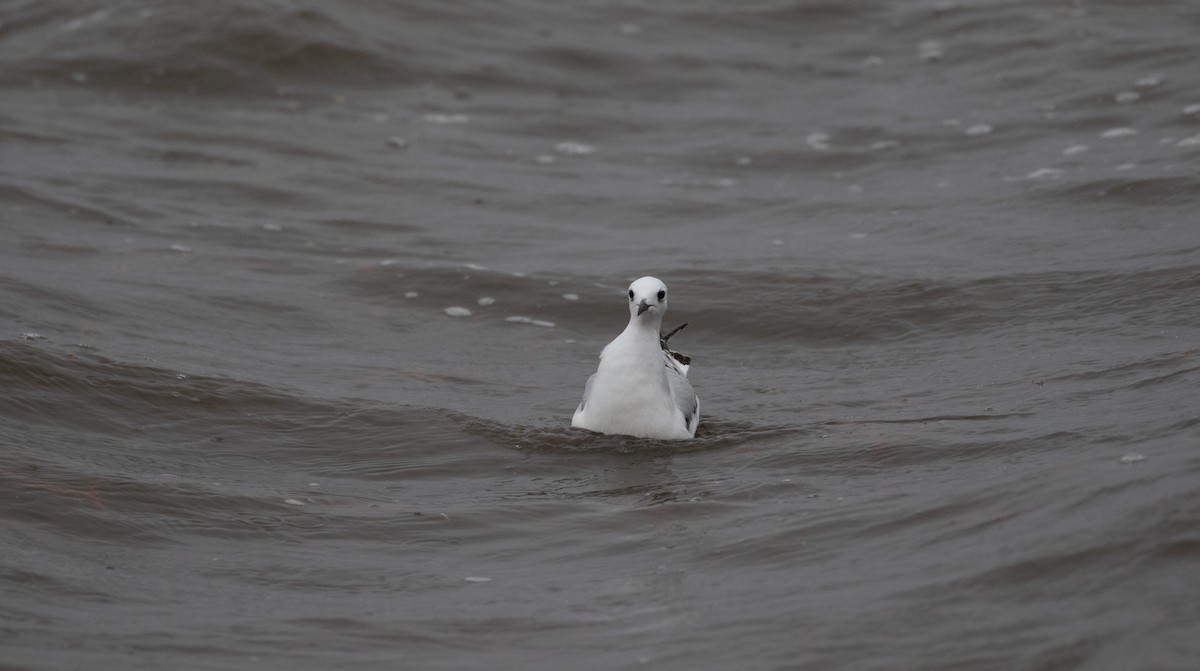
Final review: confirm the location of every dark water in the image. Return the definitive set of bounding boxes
[3,1,1200,669]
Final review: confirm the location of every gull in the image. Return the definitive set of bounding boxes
[571,276,699,439]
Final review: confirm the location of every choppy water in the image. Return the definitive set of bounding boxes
[2,1,1199,669]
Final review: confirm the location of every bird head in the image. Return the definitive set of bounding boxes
[627,276,669,322]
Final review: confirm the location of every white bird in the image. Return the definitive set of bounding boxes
[571,276,700,440]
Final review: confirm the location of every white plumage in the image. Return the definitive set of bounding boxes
[571,276,699,440]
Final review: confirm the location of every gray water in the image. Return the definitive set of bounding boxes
[2,1,1199,669]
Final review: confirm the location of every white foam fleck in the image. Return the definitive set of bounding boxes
[20,332,45,341]
[1115,163,1137,171]
[862,55,884,67]
[1177,134,1200,148]
[734,156,753,166]
[444,306,473,317]
[168,244,192,253]
[1114,91,1140,104]
[423,113,469,124]
[463,576,492,583]
[534,154,556,165]
[404,291,418,298]
[1135,74,1163,88]
[1026,168,1064,180]
[477,297,495,306]
[1063,144,1089,155]
[617,23,641,36]
[805,132,831,150]
[1100,127,1137,139]
[386,136,408,150]
[1184,104,1200,115]
[284,498,306,506]
[871,140,900,150]
[1119,453,1146,464]
[61,10,111,33]
[562,293,579,301]
[506,316,555,328]
[262,222,283,232]
[964,124,993,137]
[555,141,595,155]
[918,39,945,62]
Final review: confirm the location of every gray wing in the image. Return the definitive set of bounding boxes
[665,361,699,435]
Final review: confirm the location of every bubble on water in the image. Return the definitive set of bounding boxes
[1100,127,1137,139]
[1026,168,1064,180]
[806,132,831,150]
[555,141,595,155]
[404,291,418,298]
[1114,91,1140,104]
[175,373,187,380]
[1119,453,1146,464]
[444,306,472,317]
[1063,144,1089,155]
[964,124,993,137]
[918,39,945,62]
[506,316,555,328]
[423,113,469,124]
[561,293,579,301]
[477,297,495,306]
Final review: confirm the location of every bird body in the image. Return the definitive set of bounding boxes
[572,277,699,440]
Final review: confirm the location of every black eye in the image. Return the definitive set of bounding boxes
[657,290,666,301]
[628,290,634,300]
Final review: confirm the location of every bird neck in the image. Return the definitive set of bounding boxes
[623,315,663,340]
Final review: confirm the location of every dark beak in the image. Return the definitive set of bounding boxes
[637,299,650,316]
